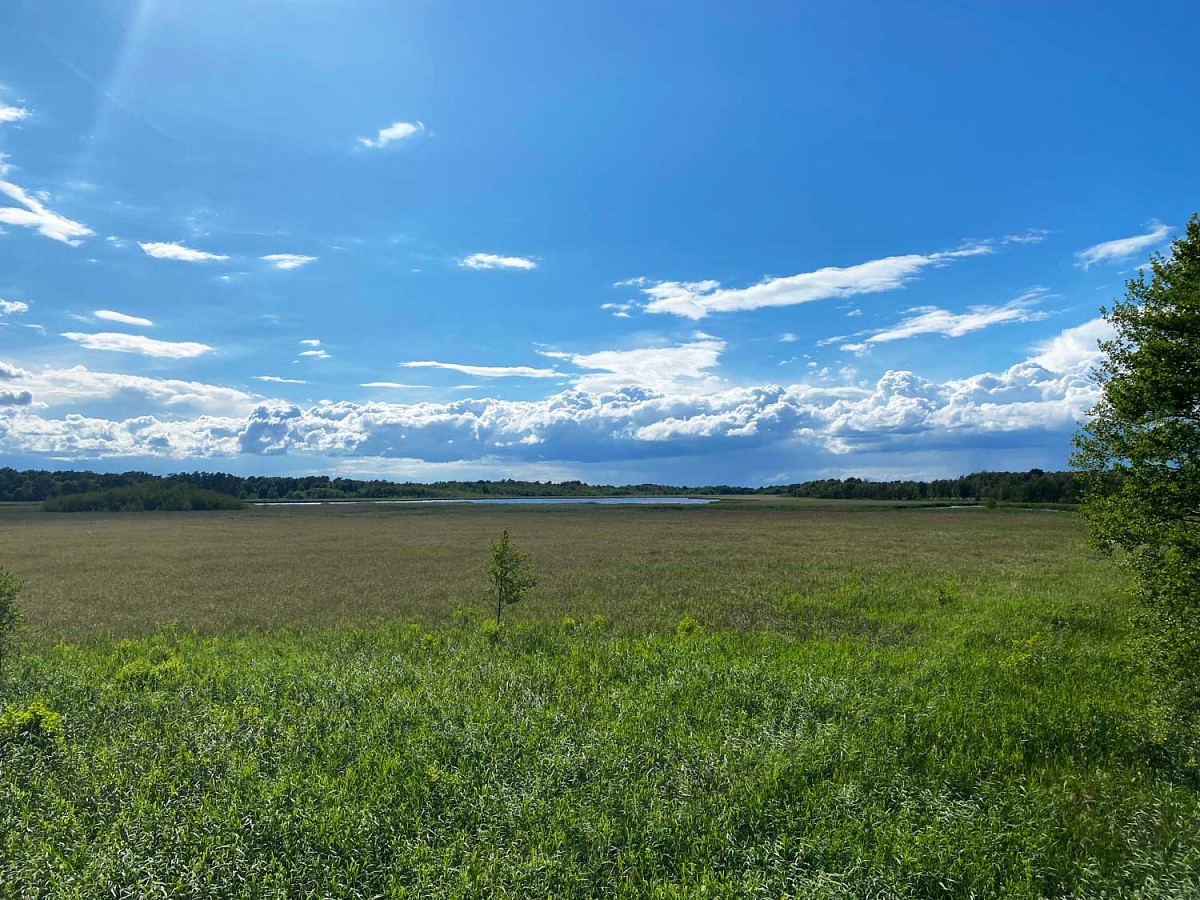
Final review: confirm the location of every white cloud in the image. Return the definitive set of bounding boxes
[0,104,29,124]
[361,382,429,389]
[254,376,308,385]
[779,333,798,343]
[0,173,93,245]
[139,241,229,262]
[1076,222,1171,269]
[1002,230,1049,245]
[842,289,1050,353]
[1031,316,1115,371]
[61,332,214,358]
[299,339,321,346]
[542,338,726,394]
[5,363,255,416]
[456,254,537,271]
[0,318,1115,477]
[298,349,331,360]
[94,309,154,328]
[358,121,424,149]
[640,245,993,319]
[400,360,559,378]
[262,253,316,270]
[601,302,635,318]
[459,253,538,271]
[0,298,30,316]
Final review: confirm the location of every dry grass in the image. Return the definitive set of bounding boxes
[0,500,1120,641]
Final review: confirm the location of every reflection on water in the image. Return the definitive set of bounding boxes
[251,497,716,507]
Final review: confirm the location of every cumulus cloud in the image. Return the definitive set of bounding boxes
[0,390,32,405]
[638,244,992,319]
[1076,222,1171,269]
[138,241,229,262]
[1031,316,1114,371]
[0,318,1112,475]
[399,360,559,378]
[254,376,308,385]
[459,253,538,271]
[262,253,316,270]
[94,309,153,327]
[0,104,30,123]
[61,332,214,358]
[358,121,424,149]
[0,173,93,245]
[299,339,321,346]
[840,289,1050,353]
[0,299,30,316]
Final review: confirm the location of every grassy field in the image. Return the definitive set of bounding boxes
[2,501,1198,896]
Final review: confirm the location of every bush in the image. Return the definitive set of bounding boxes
[0,569,24,681]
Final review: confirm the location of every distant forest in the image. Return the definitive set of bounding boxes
[0,467,1084,505]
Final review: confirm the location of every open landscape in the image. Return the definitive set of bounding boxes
[3,501,1198,896]
[3,3,1198,896]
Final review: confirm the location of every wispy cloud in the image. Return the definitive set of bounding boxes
[361,382,429,389]
[399,360,559,378]
[459,253,537,271]
[541,338,726,394]
[779,333,799,343]
[639,244,993,319]
[94,309,153,327]
[0,104,30,124]
[298,349,331,360]
[840,289,1050,354]
[0,170,93,245]
[139,241,229,262]
[601,302,635,318]
[254,375,308,384]
[299,339,321,347]
[0,298,30,316]
[1076,222,1170,269]
[358,121,424,149]
[61,331,213,358]
[262,253,316,270]
[1002,229,1049,245]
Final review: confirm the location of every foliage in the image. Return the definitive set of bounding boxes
[42,482,245,512]
[0,698,63,750]
[0,568,24,680]
[486,529,537,624]
[1073,214,1200,754]
[0,464,1087,504]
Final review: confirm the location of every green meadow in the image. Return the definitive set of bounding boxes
[2,501,1198,897]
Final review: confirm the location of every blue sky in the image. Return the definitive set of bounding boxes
[1,0,1196,485]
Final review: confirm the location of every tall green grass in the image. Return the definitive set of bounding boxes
[3,619,1197,897]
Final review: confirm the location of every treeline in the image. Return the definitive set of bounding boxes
[0,466,1083,505]
[42,483,245,513]
[781,469,1082,503]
